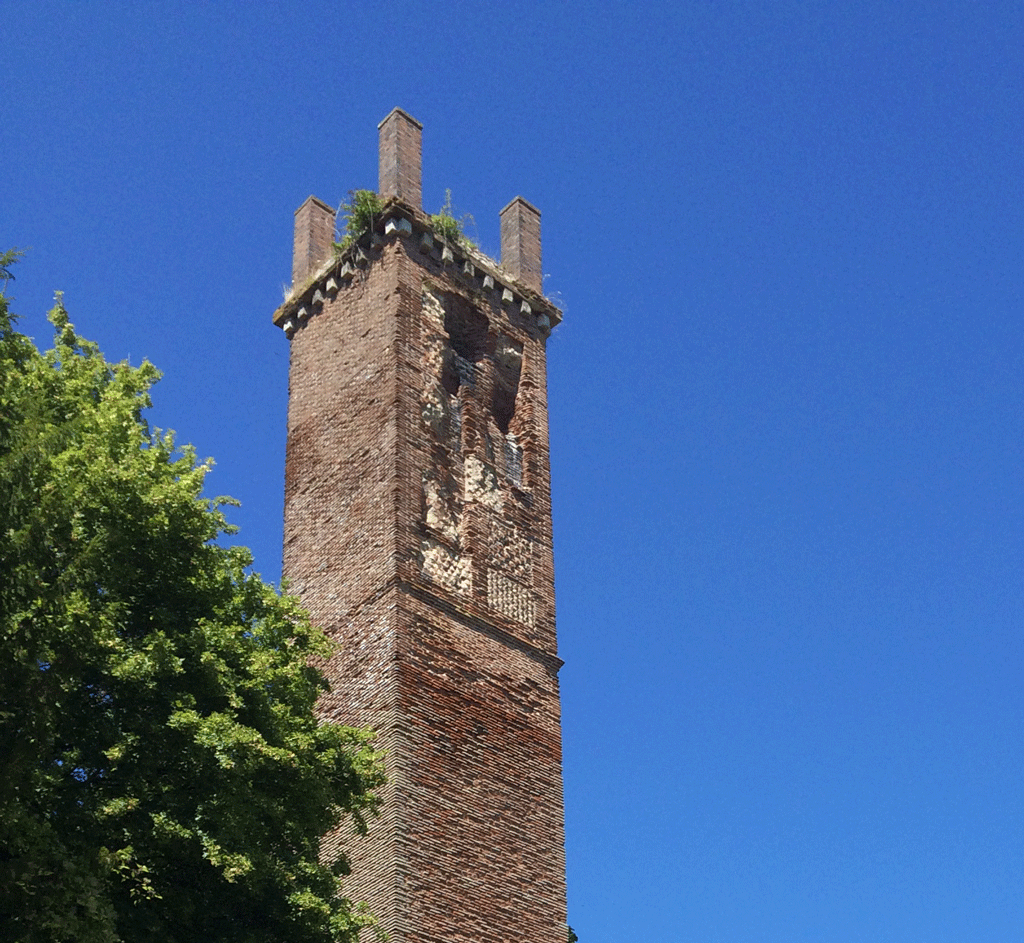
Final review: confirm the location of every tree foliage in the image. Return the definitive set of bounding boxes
[0,260,384,943]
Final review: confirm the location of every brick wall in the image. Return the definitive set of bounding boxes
[293,196,336,287]
[500,198,543,294]
[378,108,423,210]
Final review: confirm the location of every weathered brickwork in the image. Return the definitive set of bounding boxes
[293,196,337,286]
[378,108,423,210]
[499,197,542,294]
[277,112,565,943]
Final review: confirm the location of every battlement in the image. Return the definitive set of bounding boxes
[274,196,561,342]
[280,106,555,335]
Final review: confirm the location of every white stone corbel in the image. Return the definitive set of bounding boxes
[385,217,413,237]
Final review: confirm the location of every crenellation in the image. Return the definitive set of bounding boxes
[274,199,561,346]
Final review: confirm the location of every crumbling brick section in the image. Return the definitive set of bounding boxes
[293,196,336,287]
[279,111,565,943]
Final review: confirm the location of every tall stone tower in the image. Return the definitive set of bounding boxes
[273,109,567,943]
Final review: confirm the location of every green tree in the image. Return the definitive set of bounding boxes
[0,256,384,943]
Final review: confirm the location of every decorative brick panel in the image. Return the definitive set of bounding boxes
[487,569,536,626]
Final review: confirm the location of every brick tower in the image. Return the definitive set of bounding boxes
[273,109,567,943]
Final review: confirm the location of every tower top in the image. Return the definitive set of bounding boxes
[276,109,558,336]
[377,106,423,131]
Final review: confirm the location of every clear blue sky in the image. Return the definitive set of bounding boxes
[5,2,1023,940]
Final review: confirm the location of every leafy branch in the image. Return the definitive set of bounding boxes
[1,246,25,292]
